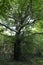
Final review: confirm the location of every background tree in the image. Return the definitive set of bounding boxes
[0,0,43,60]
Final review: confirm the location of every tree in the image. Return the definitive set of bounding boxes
[0,0,43,60]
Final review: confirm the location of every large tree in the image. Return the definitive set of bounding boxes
[0,0,43,60]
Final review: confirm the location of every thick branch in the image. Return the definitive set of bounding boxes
[21,17,43,28]
[19,17,42,32]
[0,23,17,32]
[19,19,37,31]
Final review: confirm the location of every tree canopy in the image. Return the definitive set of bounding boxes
[0,0,43,61]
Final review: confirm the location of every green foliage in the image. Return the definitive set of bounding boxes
[0,0,11,17]
[0,27,4,32]
[0,0,43,20]
[0,0,43,64]
[0,34,14,45]
[34,20,43,32]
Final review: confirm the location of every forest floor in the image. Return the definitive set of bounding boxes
[0,55,43,65]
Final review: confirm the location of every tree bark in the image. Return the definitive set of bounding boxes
[14,32,21,61]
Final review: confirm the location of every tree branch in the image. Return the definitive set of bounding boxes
[19,18,37,31]
[20,5,30,24]
[32,32,43,35]
[19,18,42,31]
[21,0,32,21]
[0,23,17,32]
[29,0,32,18]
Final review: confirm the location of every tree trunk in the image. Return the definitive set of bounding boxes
[14,32,21,60]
